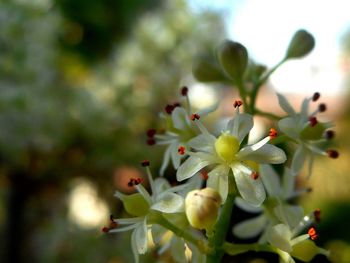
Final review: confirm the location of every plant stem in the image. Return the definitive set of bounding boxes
[255,109,282,120]
[223,242,277,256]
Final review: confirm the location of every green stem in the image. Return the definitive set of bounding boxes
[223,242,277,256]
[255,109,282,120]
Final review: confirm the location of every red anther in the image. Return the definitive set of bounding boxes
[233,100,243,108]
[147,138,156,145]
[102,227,109,233]
[165,104,175,114]
[309,116,318,127]
[326,149,339,159]
[325,130,335,140]
[110,221,118,229]
[173,102,181,108]
[312,92,320,102]
[181,86,188,96]
[147,129,156,138]
[141,160,150,167]
[269,128,278,139]
[200,170,209,180]
[308,227,318,240]
[178,146,186,155]
[251,172,259,180]
[318,103,327,112]
[314,208,321,223]
[191,113,200,121]
[127,178,135,187]
[135,178,142,185]
[306,187,313,193]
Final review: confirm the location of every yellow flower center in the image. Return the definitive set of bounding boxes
[215,132,240,163]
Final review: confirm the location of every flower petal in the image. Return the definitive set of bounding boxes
[172,107,190,130]
[260,164,281,197]
[151,224,167,245]
[291,145,306,175]
[227,113,254,143]
[238,144,287,164]
[267,224,293,253]
[300,98,311,123]
[274,204,304,229]
[277,93,296,116]
[235,197,263,213]
[176,155,216,181]
[170,142,182,169]
[152,192,184,213]
[207,164,230,203]
[278,117,300,138]
[131,229,140,263]
[133,220,148,254]
[160,144,172,176]
[188,133,216,153]
[282,168,295,199]
[170,236,187,263]
[154,177,171,196]
[233,214,267,239]
[232,166,266,206]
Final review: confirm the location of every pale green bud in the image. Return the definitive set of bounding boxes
[285,30,315,59]
[217,40,248,82]
[192,56,226,82]
[185,188,221,229]
[291,239,322,262]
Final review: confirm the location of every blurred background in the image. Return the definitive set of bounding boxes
[0,0,350,262]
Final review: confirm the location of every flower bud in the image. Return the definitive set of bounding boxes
[185,188,221,229]
[217,40,248,82]
[192,57,226,82]
[291,239,322,262]
[285,30,315,59]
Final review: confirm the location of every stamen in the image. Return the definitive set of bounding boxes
[200,170,208,180]
[165,104,174,114]
[127,178,143,187]
[141,160,150,167]
[318,103,327,112]
[313,208,321,223]
[191,113,200,121]
[269,128,278,139]
[308,116,318,127]
[146,129,156,138]
[233,99,243,108]
[325,130,335,140]
[173,102,181,108]
[308,227,318,240]
[178,146,186,155]
[102,227,110,233]
[312,92,320,102]
[251,171,259,180]
[181,86,188,96]
[147,138,156,145]
[326,149,339,159]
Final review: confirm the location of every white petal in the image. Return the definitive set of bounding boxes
[170,236,187,263]
[239,144,287,164]
[176,155,215,181]
[282,168,295,199]
[154,177,171,196]
[152,193,184,213]
[291,145,306,175]
[232,166,266,207]
[227,113,254,143]
[260,164,281,197]
[207,165,230,203]
[197,101,219,116]
[151,224,167,245]
[278,250,296,263]
[160,144,172,176]
[267,224,293,253]
[170,142,182,169]
[278,117,300,138]
[277,93,296,116]
[188,133,216,153]
[131,229,140,263]
[235,197,263,213]
[172,107,190,130]
[274,204,304,229]
[300,98,311,123]
[233,214,267,238]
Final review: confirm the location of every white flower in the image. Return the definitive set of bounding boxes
[277,92,337,176]
[176,104,287,206]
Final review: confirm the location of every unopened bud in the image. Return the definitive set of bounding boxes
[285,29,315,59]
[185,188,221,230]
[192,57,226,82]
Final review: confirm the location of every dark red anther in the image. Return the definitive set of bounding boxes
[312,92,320,102]
[173,102,181,108]
[233,100,243,108]
[318,103,327,112]
[325,130,335,140]
[127,179,135,187]
[181,86,188,96]
[135,178,142,185]
[102,227,109,233]
[269,128,278,139]
[178,146,186,155]
[326,149,339,159]
[251,172,259,180]
[309,117,318,127]
[147,129,156,138]
[314,208,321,223]
[308,227,318,240]
[147,138,156,145]
[191,113,200,121]
[200,170,208,180]
[141,160,150,167]
[165,104,175,114]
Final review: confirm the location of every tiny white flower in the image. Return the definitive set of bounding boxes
[277,92,338,177]
[176,102,286,206]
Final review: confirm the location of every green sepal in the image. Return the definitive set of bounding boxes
[300,122,326,140]
[123,193,150,217]
[291,239,320,262]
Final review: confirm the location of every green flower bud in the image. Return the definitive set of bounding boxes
[217,40,248,82]
[285,30,315,59]
[192,56,226,82]
[123,193,150,217]
[185,188,221,229]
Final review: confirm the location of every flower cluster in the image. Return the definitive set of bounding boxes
[102,29,338,263]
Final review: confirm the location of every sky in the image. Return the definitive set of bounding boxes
[188,0,350,95]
